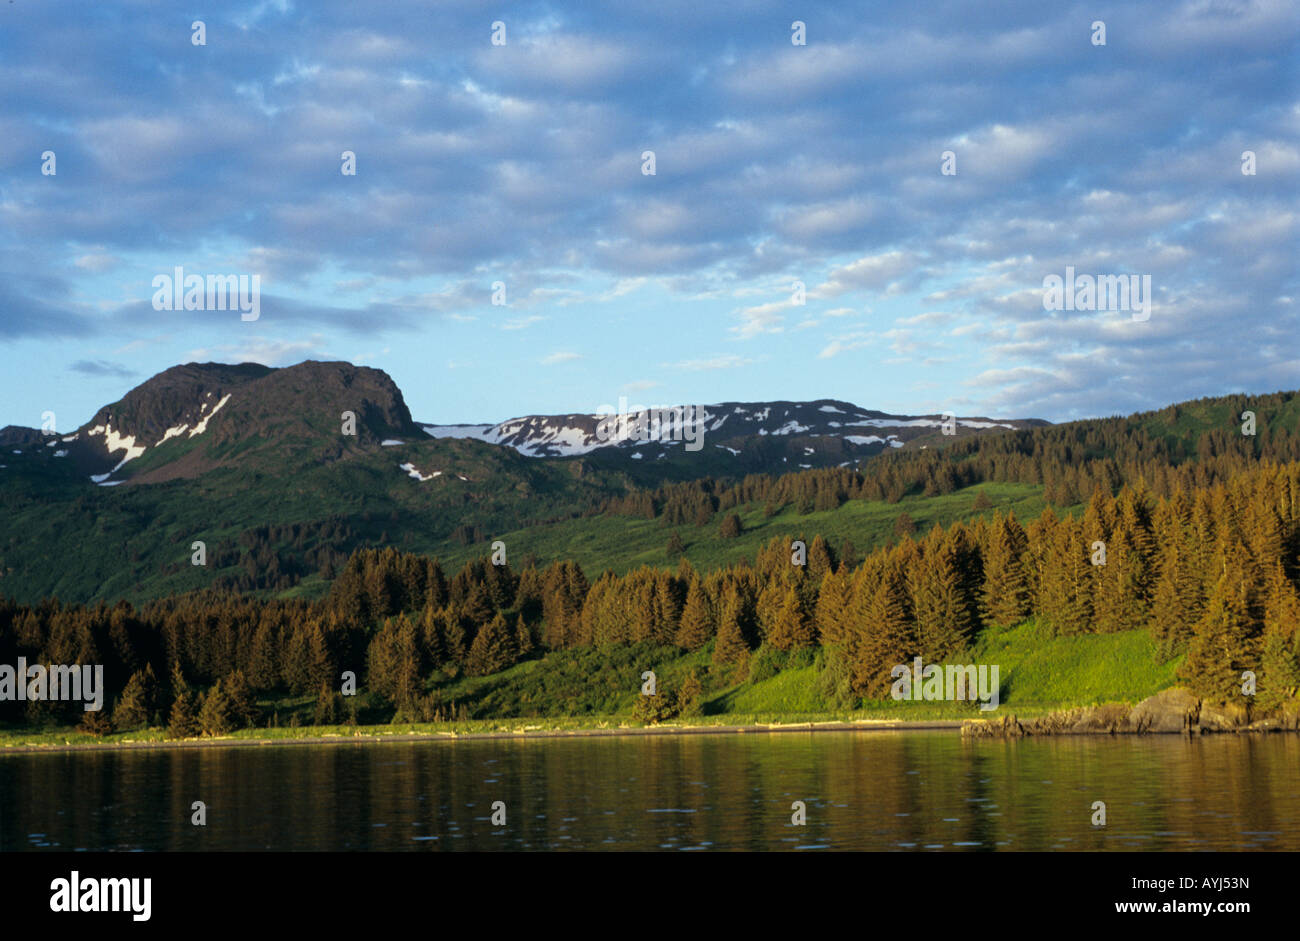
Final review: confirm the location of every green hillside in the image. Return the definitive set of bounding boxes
[2,378,1295,607]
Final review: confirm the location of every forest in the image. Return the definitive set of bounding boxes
[3,449,1298,736]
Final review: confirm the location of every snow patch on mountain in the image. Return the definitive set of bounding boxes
[100,427,146,471]
[84,393,231,485]
[399,462,441,481]
[187,393,230,437]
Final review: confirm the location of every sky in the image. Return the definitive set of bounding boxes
[1,0,1297,431]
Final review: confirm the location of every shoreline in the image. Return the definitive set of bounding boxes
[4,687,1296,754]
[0,718,972,754]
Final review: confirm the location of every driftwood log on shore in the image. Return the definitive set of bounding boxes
[961,688,1300,738]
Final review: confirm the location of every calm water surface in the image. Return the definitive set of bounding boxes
[2,731,1297,851]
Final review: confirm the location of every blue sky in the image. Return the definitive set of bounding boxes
[1,0,1296,430]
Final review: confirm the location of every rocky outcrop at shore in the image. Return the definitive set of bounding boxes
[961,688,1300,738]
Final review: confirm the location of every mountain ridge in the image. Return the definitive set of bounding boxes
[3,360,1050,486]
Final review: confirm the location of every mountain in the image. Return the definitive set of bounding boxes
[0,359,1053,603]
[4,361,1047,487]
[7,361,423,486]
[424,400,1047,467]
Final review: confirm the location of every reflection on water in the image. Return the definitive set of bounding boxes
[2,732,1297,851]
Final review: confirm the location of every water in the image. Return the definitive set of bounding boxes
[2,731,1297,851]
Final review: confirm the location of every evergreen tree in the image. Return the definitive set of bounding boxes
[806,535,834,584]
[754,579,786,646]
[813,566,852,647]
[462,583,496,627]
[247,618,280,690]
[366,615,423,706]
[678,671,704,717]
[980,513,1030,628]
[467,612,517,676]
[1092,494,1154,633]
[1038,517,1094,635]
[313,681,341,726]
[514,615,535,659]
[77,709,113,737]
[1178,560,1258,702]
[197,680,234,736]
[768,584,815,651]
[909,527,975,660]
[848,552,914,698]
[675,576,714,650]
[440,606,468,667]
[223,669,260,729]
[712,587,749,668]
[1258,568,1300,710]
[1150,536,1201,659]
[112,665,155,730]
[167,665,200,739]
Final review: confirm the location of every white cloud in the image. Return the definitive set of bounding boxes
[669,354,755,371]
[541,351,581,365]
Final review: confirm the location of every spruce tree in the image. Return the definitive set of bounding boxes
[712,587,749,668]
[1257,568,1300,711]
[112,666,154,730]
[980,513,1030,628]
[754,579,786,646]
[1093,495,1154,633]
[1039,517,1094,635]
[514,615,535,659]
[1178,560,1258,703]
[247,619,280,690]
[223,669,260,730]
[768,584,815,651]
[806,535,834,584]
[675,576,714,650]
[440,606,468,666]
[467,612,516,676]
[1150,536,1200,659]
[312,681,341,726]
[850,551,914,699]
[167,665,200,739]
[678,671,704,717]
[77,709,113,737]
[813,566,851,648]
[198,680,235,736]
[908,528,974,660]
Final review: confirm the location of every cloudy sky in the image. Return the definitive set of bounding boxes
[1,0,1296,430]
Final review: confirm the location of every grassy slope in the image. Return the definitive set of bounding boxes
[428,480,1051,579]
[0,462,1048,603]
[428,618,1179,721]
